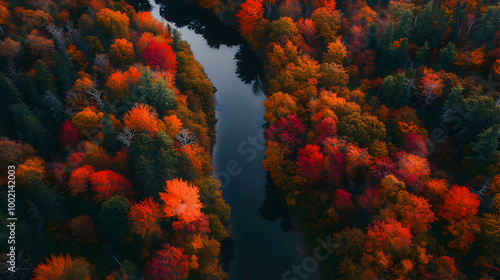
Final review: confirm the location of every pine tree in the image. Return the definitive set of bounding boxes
[469,125,499,163]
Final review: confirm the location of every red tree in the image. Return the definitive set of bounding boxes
[440,185,480,221]
[145,244,189,280]
[365,218,412,253]
[333,189,352,211]
[404,133,427,157]
[237,0,264,36]
[142,40,177,75]
[89,170,134,204]
[297,144,324,182]
[265,114,305,148]
[58,120,79,149]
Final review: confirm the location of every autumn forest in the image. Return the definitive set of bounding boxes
[0,0,500,279]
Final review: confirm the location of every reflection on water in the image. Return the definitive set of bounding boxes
[235,44,265,95]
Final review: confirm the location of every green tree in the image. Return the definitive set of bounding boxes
[99,196,130,243]
[469,125,499,164]
[338,112,386,147]
[379,72,406,108]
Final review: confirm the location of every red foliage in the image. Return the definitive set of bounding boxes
[58,120,79,149]
[142,40,177,74]
[315,117,337,143]
[265,114,305,148]
[365,218,412,253]
[145,244,190,280]
[326,152,345,186]
[89,170,134,204]
[237,0,264,36]
[434,256,462,280]
[355,50,376,77]
[404,133,427,157]
[440,185,479,221]
[358,187,379,208]
[333,189,352,211]
[367,157,397,186]
[297,144,324,182]
[172,212,210,234]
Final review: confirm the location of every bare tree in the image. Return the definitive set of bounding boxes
[46,25,66,50]
[175,129,197,146]
[86,86,104,108]
[470,178,491,197]
[117,127,136,147]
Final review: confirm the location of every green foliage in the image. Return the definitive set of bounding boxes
[99,196,130,242]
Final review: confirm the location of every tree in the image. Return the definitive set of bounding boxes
[333,189,352,211]
[379,72,406,108]
[142,40,177,75]
[269,17,298,42]
[441,185,480,222]
[469,125,500,164]
[95,8,130,39]
[17,157,47,187]
[237,0,264,36]
[68,165,95,198]
[71,107,104,135]
[319,62,349,88]
[33,254,92,280]
[311,7,341,43]
[263,92,297,123]
[160,178,203,223]
[417,71,442,107]
[297,144,324,182]
[99,196,130,242]
[265,114,305,148]
[163,115,183,138]
[323,39,346,64]
[129,197,164,238]
[109,38,134,67]
[365,218,412,253]
[58,120,79,149]
[89,170,134,204]
[338,112,386,147]
[145,244,189,280]
[66,215,99,244]
[123,103,160,136]
[0,37,21,58]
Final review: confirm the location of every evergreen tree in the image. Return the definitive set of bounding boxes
[469,125,499,164]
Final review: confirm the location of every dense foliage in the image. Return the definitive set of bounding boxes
[0,0,229,279]
[201,0,500,278]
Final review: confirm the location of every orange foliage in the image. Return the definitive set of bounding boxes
[95,8,130,39]
[69,165,95,198]
[163,115,183,138]
[17,157,46,186]
[109,38,134,66]
[71,107,104,134]
[0,37,21,58]
[66,44,88,71]
[129,197,164,237]
[32,254,75,280]
[160,178,203,223]
[123,104,160,136]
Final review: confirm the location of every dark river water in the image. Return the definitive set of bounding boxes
[147,0,304,279]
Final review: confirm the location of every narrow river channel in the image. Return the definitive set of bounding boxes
[150,1,303,279]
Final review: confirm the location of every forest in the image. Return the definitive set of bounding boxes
[0,0,231,279]
[195,0,500,278]
[1,0,500,279]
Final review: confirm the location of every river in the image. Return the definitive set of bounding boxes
[148,1,304,279]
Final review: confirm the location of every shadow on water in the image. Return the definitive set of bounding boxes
[156,0,265,95]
